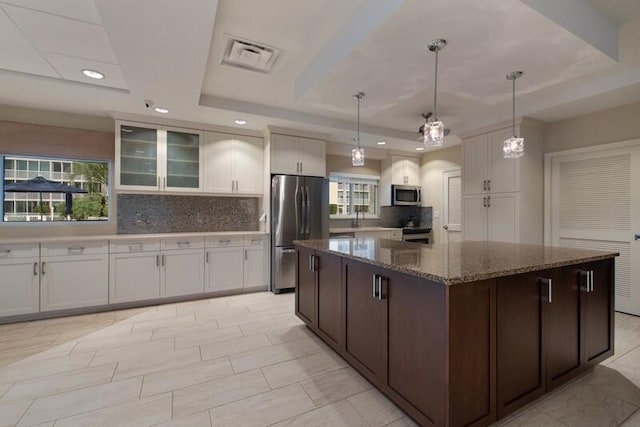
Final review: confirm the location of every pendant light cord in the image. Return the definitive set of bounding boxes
[512,76,516,137]
[433,47,438,120]
[357,94,361,149]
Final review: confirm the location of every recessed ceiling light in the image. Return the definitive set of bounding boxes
[416,147,425,151]
[377,141,386,145]
[82,69,104,79]
[234,119,247,125]
[154,107,170,114]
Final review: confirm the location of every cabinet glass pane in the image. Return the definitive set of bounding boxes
[166,131,199,188]
[120,125,158,187]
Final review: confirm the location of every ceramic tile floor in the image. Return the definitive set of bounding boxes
[1,293,640,426]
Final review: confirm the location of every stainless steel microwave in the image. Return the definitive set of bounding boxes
[391,185,421,206]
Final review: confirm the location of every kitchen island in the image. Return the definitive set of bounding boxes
[294,238,618,427]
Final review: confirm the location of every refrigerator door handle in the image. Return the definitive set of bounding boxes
[305,186,311,237]
[295,183,301,239]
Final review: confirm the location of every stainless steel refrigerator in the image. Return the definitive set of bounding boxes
[271,175,329,293]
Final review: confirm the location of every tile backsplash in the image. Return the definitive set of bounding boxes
[329,206,433,229]
[117,194,259,234]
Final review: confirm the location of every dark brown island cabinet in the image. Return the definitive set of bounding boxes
[294,240,616,427]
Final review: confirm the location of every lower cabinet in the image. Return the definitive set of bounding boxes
[110,252,161,303]
[296,247,317,326]
[496,258,614,416]
[243,239,266,289]
[41,253,109,312]
[205,235,267,292]
[206,246,244,292]
[0,245,40,316]
[161,249,205,297]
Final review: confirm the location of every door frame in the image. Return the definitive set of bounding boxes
[442,168,462,244]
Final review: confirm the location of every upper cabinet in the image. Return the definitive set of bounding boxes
[203,131,263,195]
[380,155,421,206]
[463,127,519,195]
[116,121,203,193]
[270,133,326,177]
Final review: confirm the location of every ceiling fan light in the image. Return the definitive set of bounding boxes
[352,148,365,166]
[503,136,524,158]
[424,120,445,147]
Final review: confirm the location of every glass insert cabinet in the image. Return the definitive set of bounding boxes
[115,121,203,192]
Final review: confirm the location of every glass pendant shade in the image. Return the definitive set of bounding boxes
[424,120,445,147]
[503,136,524,158]
[352,148,365,166]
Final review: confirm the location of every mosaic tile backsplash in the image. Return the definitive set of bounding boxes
[329,206,432,229]
[117,194,259,234]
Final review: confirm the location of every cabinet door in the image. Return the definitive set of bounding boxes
[462,134,488,195]
[203,131,234,193]
[234,136,264,194]
[117,124,160,190]
[244,246,266,289]
[391,156,407,184]
[205,247,244,292]
[270,134,299,175]
[343,259,383,384]
[296,247,316,326]
[164,129,202,192]
[405,157,420,185]
[488,128,519,193]
[382,270,446,427]
[462,195,488,241]
[162,249,204,297]
[546,266,582,389]
[487,193,519,243]
[583,259,614,366]
[497,272,546,417]
[0,257,39,316]
[298,137,326,177]
[316,252,342,349]
[109,253,160,303]
[40,255,109,311]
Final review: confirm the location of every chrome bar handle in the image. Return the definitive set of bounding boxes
[541,278,552,303]
[488,180,491,191]
[590,270,594,292]
[487,196,491,207]
[33,262,38,276]
[483,180,487,191]
[205,252,209,263]
[372,274,378,298]
[245,249,248,261]
[41,261,46,275]
[483,197,487,208]
[156,255,160,267]
[161,254,165,266]
[300,162,303,174]
[377,275,384,301]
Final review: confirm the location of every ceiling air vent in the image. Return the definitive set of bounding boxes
[221,36,280,74]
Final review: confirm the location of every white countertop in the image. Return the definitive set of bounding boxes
[330,227,401,233]
[0,230,268,245]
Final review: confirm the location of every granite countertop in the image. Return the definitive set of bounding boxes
[295,238,619,285]
[0,230,268,245]
[330,227,402,233]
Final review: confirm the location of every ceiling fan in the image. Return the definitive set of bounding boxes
[417,112,451,141]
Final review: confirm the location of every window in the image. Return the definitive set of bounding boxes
[2,155,111,223]
[329,174,379,217]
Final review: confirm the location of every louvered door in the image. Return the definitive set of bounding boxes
[549,145,640,315]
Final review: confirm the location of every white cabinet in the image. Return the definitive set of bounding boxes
[109,239,161,303]
[462,194,519,243]
[354,229,403,240]
[162,249,205,297]
[380,155,421,206]
[243,236,266,289]
[0,245,39,316]
[270,133,326,177]
[204,235,267,292]
[203,131,263,195]
[116,121,203,193]
[461,119,543,244]
[391,155,420,185]
[40,242,109,312]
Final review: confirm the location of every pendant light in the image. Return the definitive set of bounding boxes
[352,92,365,167]
[503,71,524,158]
[424,39,447,147]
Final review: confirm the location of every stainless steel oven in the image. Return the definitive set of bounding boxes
[391,185,421,206]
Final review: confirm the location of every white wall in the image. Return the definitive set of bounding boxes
[326,154,381,177]
[544,101,640,153]
[420,145,461,244]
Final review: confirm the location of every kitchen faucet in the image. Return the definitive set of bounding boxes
[352,206,364,228]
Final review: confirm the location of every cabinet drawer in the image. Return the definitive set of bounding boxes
[390,230,403,240]
[161,236,205,250]
[110,239,161,254]
[244,235,266,247]
[0,244,39,259]
[205,236,244,248]
[41,241,108,257]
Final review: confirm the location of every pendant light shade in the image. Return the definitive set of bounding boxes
[424,39,447,147]
[503,71,525,159]
[352,92,365,167]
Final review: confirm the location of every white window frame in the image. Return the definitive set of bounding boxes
[329,173,380,219]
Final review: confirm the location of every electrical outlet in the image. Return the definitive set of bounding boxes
[433,211,440,219]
